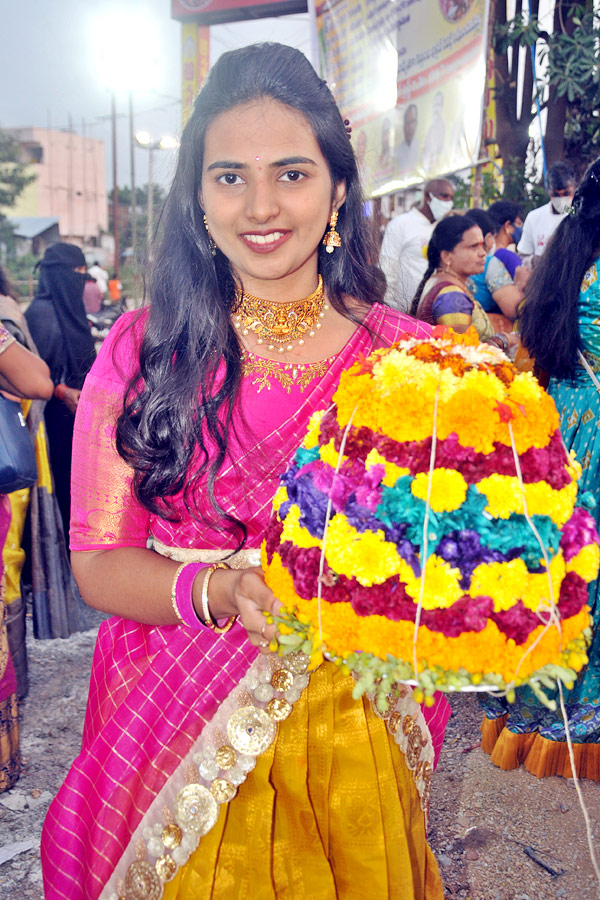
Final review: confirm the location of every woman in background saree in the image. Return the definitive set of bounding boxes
[480,158,600,779]
[42,44,450,900]
[25,243,96,543]
[0,270,86,685]
[0,321,53,790]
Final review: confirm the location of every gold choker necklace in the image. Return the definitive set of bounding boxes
[233,276,329,353]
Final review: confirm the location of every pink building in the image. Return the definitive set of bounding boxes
[7,127,108,244]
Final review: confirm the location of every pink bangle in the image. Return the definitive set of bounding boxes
[171,562,207,629]
[171,561,236,633]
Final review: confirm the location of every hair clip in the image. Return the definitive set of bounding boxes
[343,118,352,140]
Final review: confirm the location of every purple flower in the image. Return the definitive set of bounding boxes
[560,507,600,562]
[436,530,504,589]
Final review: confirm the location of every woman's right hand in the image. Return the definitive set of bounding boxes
[55,384,81,415]
[197,565,281,652]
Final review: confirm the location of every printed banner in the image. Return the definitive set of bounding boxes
[316,0,490,197]
[181,22,198,126]
[181,24,210,127]
[172,0,306,24]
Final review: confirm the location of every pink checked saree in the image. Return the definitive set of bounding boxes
[41,305,451,900]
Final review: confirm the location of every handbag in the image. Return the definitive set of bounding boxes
[0,394,38,493]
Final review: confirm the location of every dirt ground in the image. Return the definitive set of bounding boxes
[0,616,599,900]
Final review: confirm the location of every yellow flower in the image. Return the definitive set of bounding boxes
[469,559,530,612]
[460,368,505,401]
[365,448,409,486]
[280,505,322,550]
[324,516,404,586]
[320,439,347,469]
[476,474,523,519]
[271,486,288,516]
[372,349,438,397]
[437,388,501,455]
[522,551,566,610]
[411,468,468,512]
[567,543,600,583]
[334,372,375,430]
[476,474,577,527]
[404,554,464,609]
[303,410,326,449]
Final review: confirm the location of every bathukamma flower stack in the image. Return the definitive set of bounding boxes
[262,327,598,706]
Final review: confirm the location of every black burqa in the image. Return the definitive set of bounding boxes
[25,243,96,542]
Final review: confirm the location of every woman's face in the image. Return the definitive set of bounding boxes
[199,98,346,299]
[444,225,486,277]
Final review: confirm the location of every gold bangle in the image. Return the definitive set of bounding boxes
[200,563,236,634]
[170,562,188,624]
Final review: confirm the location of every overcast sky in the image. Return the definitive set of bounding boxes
[1,0,311,190]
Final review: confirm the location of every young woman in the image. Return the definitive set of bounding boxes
[0,315,53,791]
[25,243,97,542]
[411,215,516,353]
[465,205,527,329]
[41,44,449,900]
[481,158,600,780]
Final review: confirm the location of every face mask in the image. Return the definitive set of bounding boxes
[550,195,572,215]
[428,195,453,221]
[511,225,523,245]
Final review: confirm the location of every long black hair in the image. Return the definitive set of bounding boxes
[116,42,384,543]
[410,214,476,316]
[519,157,600,379]
[0,266,13,298]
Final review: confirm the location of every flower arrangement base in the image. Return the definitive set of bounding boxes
[262,328,598,712]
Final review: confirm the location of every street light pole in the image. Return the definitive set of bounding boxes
[129,92,137,269]
[147,145,154,260]
[134,132,179,263]
[111,92,119,278]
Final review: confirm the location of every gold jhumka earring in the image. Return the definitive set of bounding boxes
[203,214,217,256]
[322,210,342,254]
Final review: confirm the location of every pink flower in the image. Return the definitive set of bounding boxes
[560,507,600,561]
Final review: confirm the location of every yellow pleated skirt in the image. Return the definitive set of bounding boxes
[163,663,443,900]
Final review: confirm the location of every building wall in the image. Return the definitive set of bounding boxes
[8,127,108,242]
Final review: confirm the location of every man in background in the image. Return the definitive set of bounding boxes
[379,178,455,312]
[517,161,576,262]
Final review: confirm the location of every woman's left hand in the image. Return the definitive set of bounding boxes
[198,565,281,653]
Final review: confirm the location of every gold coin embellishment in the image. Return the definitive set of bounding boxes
[124,860,162,900]
[402,715,415,736]
[227,706,276,755]
[210,778,237,803]
[173,783,218,835]
[155,854,178,882]
[215,745,237,769]
[387,712,402,734]
[266,698,292,721]
[161,823,182,850]
[271,669,294,692]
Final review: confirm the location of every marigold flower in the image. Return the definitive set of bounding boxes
[319,438,347,469]
[403,554,464,609]
[324,516,405,586]
[411,468,468,512]
[566,543,600,583]
[280,505,323,550]
[469,559,529,611]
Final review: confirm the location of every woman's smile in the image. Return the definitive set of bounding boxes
[239,229,292,252]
